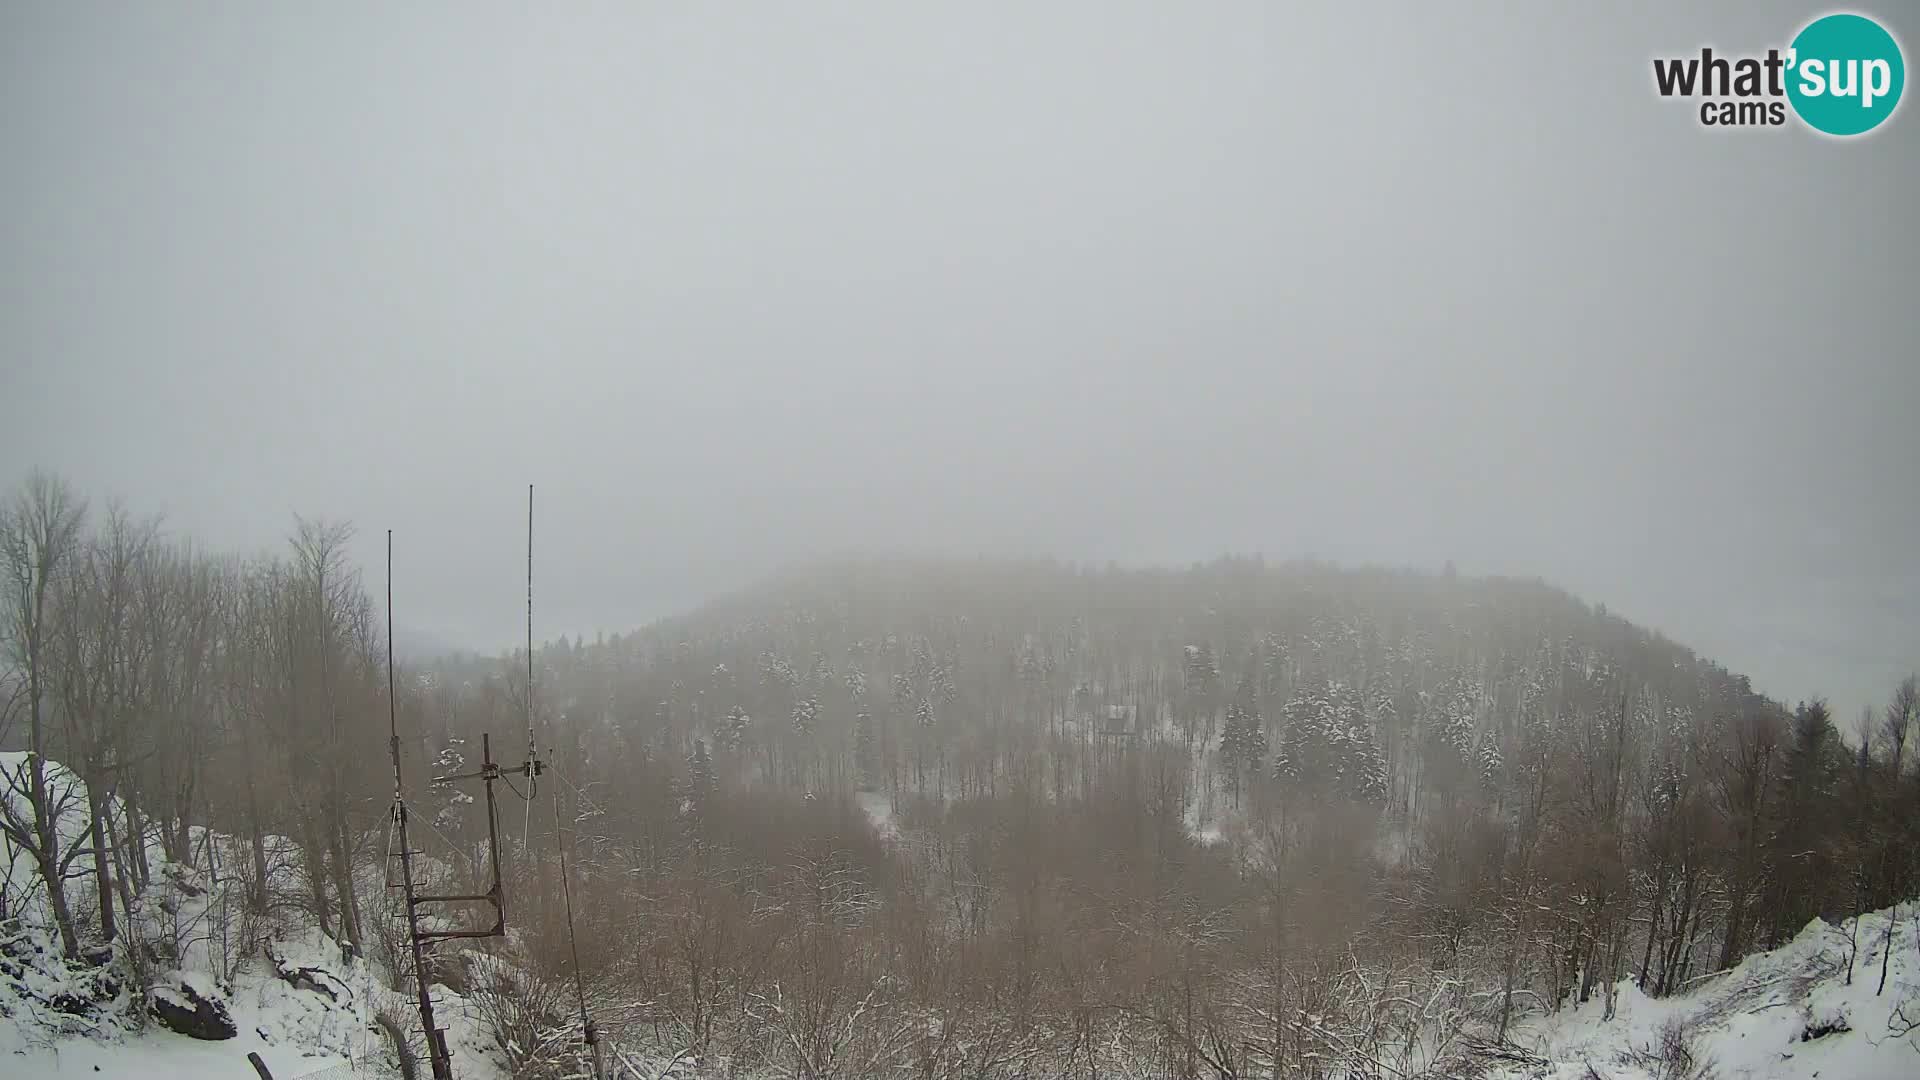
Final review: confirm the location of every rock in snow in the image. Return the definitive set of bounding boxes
[147,976,236,1041]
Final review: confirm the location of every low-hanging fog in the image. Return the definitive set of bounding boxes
[2,1,1914,719]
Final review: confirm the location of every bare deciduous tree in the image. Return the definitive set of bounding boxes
[0,472,89,957]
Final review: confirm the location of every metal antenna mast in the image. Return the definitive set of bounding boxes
[527,484,536,773]
[389,530,528,1080]
[382,492,584,1079]
[522,485,601,1077]
[515,486,545,882]
[387,532,455,1080]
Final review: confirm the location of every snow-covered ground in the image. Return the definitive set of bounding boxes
[10,1028,350,1079]
[0,750,508,1079]
[5,934,506,1079]
[856,789,897,839]
[1498,905,1920,1080]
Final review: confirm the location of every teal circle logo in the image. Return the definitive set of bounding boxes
[1786,13,1905,135]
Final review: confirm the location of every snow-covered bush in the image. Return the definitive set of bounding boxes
[1618,1019,1719,1080]
[464,946,580,1078]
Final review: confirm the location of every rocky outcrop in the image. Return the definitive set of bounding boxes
[148,977,236,1040]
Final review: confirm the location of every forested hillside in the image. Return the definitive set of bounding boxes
[6,472,1919,1077]
[417,558,1920,1074]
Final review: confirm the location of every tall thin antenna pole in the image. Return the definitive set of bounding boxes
[552,759,602,1077]
[522,485,537,855]
[388,531,400,794]
[388,531,454,1080]
[526,484,536,763]
[521,488,601,1078]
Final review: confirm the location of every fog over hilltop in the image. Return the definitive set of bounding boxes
[3,2,1914,719]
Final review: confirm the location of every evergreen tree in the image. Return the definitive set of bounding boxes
[1275,679,1329,783]
[791,696,819,738]
[1337,690,1391,805]
[1219,670,1268,808]
[1764,699,1843,944]
[717,705,752,755]
[1475,735,1505,792]
[1275,679,1387,805]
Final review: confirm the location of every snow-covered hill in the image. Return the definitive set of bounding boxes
[1497,905,1920,1080]
[3,924,506,1079]
[0,750,505,1079]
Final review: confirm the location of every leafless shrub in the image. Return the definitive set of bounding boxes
[1617,1019,1718,1080]
[1436,1034,1550,1080]
[1882,995,1920,1052]
[899,1004,1045,1080]
[461,948,582,1078]
[744,974,915,1080]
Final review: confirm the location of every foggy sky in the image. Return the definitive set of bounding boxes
[3,3,1915,721]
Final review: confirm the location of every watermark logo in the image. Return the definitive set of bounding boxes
[1653,11,1904,136]
[1788,13,1904,134]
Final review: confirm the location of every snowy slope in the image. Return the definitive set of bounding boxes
[5,941,506,1080]
[1500,905,1920,1080]
[0,751,508,1079]
[4,899,509,1080]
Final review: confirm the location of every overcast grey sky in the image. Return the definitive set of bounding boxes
[2,2,1914,718]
